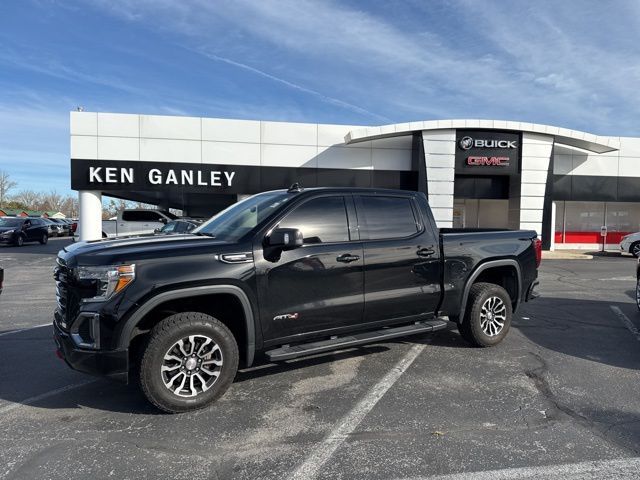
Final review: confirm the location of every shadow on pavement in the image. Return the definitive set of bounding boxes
[516,297,640,370]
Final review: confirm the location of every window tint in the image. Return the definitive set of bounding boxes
[31,219,43,226]
[358,196,418,240]
[279,196,349,244]
[122,211,163,222]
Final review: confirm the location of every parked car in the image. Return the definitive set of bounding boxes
[620,232,640,257]
[74,209,178,239]
[0,217,49,246]
[53,187,540,413]
[49,218,71,236]
[42,218,60,237]
[154,219,203,235]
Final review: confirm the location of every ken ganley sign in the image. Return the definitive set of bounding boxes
[70,159,241,192]
[455,130,521,175]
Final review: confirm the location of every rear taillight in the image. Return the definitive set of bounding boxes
[71,222,78,233]
[533,238,542,268]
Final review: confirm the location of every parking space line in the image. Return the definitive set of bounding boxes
[289,343,426,480]
[400,456,640,480]
[0,380,96,415]
[610,306,640,341]
[0,323,51,338]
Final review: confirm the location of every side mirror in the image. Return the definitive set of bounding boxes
[267,228,303,250]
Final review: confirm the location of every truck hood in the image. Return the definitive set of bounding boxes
[59,234,238,267]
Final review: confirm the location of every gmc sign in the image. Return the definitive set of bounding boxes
[455,130,520,176]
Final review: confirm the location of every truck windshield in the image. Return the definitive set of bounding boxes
[192,191,293,241]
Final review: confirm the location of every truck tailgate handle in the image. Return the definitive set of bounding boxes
[417,247,436,257]
[336,253,360,263]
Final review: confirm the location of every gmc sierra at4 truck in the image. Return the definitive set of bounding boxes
[53,186,541,413]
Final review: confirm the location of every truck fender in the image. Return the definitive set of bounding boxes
[118,285,256,366]
[458,259,522,322]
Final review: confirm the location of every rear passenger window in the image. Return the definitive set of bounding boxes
[279,196,350,244]
[358,196,419,240]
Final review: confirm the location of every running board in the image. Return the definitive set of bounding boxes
[266,319,449,361]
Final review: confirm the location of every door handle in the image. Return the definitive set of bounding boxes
[337,253,360,263]
[417,247,436,257]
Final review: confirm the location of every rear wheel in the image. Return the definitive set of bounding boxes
[139,312,239,413]
[39,233,48,245]
[458,282,512,347]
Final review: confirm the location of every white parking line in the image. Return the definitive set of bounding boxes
[0,380,96,415]
[289,343,425,480]
[610,306,640,341]
[0,323,51,338]
[399,456,640,480]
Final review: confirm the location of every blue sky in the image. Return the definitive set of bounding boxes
[1,0,640,195]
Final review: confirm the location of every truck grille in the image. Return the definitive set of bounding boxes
[54,258,79,331]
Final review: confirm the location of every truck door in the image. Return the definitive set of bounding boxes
[256,194,364,342]
[355,194,441,323]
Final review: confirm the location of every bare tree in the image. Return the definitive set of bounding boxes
[0,170,17,206]
[12,190,42,209]
[39,190,65,212]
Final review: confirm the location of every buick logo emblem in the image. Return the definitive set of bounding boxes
[459,136,473,150]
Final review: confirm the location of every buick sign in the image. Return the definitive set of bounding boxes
[459,136,517,150]
[455,130,521,176]
[459,136,474,150]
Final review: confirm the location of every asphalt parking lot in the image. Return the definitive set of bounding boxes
[1,238,639,479]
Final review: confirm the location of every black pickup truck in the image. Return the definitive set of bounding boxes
[54,186,540,413]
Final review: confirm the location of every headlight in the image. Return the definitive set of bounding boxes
[76,264,135,302]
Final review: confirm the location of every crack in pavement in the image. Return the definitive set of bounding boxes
[524,351,640,455]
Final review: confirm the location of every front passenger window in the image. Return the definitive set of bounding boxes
[278,196,350,244]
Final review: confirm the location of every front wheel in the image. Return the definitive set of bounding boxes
[139,312,239,413]
[14,235,24,247]
[631,242,640,258]
[39,234,48,245]
[458,282,513,347]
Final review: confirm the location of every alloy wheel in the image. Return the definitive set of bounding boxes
[480,296,507,337]
[160,334,223,398]
[633,244,640,257]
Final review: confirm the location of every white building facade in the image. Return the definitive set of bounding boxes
[71,112,639,250]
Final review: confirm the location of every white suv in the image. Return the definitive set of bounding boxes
[620,232,640,257]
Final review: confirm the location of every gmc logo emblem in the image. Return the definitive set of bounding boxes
[467,156,510,166]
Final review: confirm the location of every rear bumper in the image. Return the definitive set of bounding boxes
[53,320,129,384]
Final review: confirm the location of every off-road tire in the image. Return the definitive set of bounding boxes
[458,282,512,347]
[139,312,239,413]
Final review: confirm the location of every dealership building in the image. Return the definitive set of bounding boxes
[71,112,640,249]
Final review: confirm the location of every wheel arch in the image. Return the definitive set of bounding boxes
[119,285,256,367]
[458,259,522,322]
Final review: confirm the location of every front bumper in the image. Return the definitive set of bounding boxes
[53,320,129,383]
